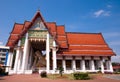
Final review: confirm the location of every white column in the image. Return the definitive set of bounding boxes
[6,52,13,72]
[46,34,50,73]
[52,41,57,73]
[62,58,66,73]
[17,51,21,71]
[72,59,76,72]
[21,33,28,73]
[100,60,104,73]
[28,47,32,69]
[108,60,113,72]
[25,42,30,70]
[81,60,85,72]
[14,40,21,73]
[106,60,109,70]
[9,52,13,70]
[91,60,95,71]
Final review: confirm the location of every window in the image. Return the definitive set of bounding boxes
[66,60,72,70]
[94,60,100,70]
[57,60,62,68]
[85,60,90,70]
[76,60,81,70]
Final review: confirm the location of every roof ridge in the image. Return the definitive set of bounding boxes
[66,32,101,34]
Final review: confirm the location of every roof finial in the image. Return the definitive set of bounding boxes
[37,7,40,12]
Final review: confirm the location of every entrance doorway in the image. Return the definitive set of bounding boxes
[30,40,46,73]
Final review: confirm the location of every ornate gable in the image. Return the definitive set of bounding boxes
[30,17,47,30]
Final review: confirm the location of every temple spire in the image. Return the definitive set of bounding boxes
[37,7,40,12]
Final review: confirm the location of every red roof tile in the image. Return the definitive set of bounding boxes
[46,22,57,36]
[6,11,115,56]
[57,32,115,56]
[9,35,19,40]
[11,24,24,34]
[24,21,31,29]
[69,45,111,50]
[57,26,66,35]
[67,32,106,45]
[56,26,68,48]
[58,50,115,56]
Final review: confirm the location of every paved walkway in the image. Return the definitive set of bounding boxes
[104,75,120,80]
[0,74,120,82]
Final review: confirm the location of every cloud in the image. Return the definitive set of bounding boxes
[112,56,120,63]
[0,41,3,45]
[94,9,111,17]
[94,10,104,17]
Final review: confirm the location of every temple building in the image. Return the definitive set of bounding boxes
[6,11,115,74]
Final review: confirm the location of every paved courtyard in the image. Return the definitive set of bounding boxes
[0,74,120,82]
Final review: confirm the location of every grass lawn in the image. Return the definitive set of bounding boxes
[47,73,99,80]
[47,74,74,80]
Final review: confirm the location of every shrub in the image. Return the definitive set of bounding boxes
[0,66,8,76]
[40,71,47,78]
[58,67,64,77]
[73,72,90,80]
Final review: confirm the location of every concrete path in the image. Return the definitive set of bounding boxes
[0,74,120,82]
[104,75,120,80]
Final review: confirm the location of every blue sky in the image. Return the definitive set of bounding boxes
[0,0,120,62]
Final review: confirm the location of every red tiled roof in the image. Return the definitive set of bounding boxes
[56,26,68,48]
[58,50,114,56]
[11,24,24,34]
[6,23,24,47]
[46,22,57,36]
[6,11,115,56]
[24,21,31,29]
[67,32,106,45]
[57,32,115,56]
[69,45,111,50]
[57,26,66,35]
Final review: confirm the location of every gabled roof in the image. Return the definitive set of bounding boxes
[6,11,46,47]
[6,23,24,47]
[46,22,57,37]
[67,32,106,45]
[57,32,115,56]
[46,23,68,48]
[6,11,115,56]
[56,25,68,48]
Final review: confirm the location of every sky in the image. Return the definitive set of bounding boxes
[0,0,120,62]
